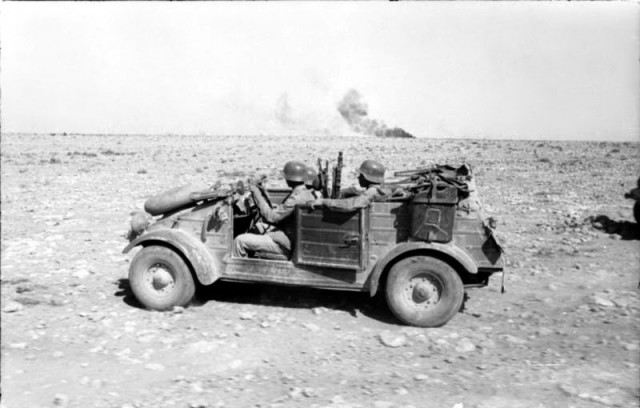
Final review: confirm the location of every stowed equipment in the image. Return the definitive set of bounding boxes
[385,164,478,244]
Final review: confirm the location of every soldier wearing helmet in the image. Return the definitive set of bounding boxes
[305,167,323,199]
[233,161,314,258]
[312,159,386,212]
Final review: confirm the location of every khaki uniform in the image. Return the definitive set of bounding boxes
[234,184,314,257]
[320,185,385,212]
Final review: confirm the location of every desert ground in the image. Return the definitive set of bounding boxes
[1,133,638,408]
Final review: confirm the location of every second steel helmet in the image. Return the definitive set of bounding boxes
[358,160,385,184]
[282,161,307,183]
[305,167,319,188]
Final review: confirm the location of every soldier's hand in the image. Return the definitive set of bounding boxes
[249,183,261,196]
[310,198,324,210]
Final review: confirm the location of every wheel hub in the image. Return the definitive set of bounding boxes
[404,275,441,309]
[147,265,175,292]
[413,282,435,302]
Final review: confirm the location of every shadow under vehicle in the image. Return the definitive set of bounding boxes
[123,164,504,327]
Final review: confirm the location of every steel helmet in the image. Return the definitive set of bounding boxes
[305,167,319,188]
[282,161,307,183]
[358,160,385,184]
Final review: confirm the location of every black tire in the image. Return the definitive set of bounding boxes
[385,256,464,327]
[634,201,640,224]
[129,246,195,311]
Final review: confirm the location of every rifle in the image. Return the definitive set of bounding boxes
[331,151,343,199]
[190,187,234,202]
[393,166,438,178]
[394,164,472,179]
[317,158,330,198]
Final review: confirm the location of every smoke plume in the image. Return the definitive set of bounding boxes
[337,89,414,138]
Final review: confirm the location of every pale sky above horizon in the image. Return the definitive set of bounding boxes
[1,2,638,141]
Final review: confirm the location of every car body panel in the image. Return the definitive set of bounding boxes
[123,224,222,285]
[124,188,504,293]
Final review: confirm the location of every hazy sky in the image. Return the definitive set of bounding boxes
[2,2,638,141]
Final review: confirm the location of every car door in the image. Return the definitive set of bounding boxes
[293,206,367,270]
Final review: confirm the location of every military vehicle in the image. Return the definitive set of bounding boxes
[123,157,504,327]
[625,176,640,224]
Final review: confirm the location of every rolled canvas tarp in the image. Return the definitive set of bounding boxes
[144,183,209,216]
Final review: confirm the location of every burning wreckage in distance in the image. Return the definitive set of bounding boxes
[338,89,415,139]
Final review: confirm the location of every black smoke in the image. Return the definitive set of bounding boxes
[337,89,414,138]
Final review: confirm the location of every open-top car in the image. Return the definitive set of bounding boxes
[123,159,504,327]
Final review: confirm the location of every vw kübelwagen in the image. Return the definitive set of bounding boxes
[123,156,504,327]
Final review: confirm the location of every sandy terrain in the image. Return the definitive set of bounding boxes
[1,133,638,408]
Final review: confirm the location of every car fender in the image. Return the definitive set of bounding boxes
[122,229,220,285]
[368,241,478,296]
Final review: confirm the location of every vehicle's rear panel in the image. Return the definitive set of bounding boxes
[452,210,503,270]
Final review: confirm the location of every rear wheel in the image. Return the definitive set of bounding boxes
[129,246,195,310]
[385,256,464,327]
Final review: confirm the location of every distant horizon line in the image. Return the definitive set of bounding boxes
[1,131,638,143]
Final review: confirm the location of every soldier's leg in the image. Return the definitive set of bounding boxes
[233,233,283,257]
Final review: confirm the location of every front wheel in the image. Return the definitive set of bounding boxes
[385,256,464,327]
[129,246,195,311]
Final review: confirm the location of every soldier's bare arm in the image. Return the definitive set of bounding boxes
[320,194,373,212]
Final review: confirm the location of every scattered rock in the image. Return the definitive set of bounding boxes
[145,363,165,371]
[591,295,615,308]
[229,360,243,369]
[9,342,27,349]
[312,307,328,315]
[3,301,24,313]
[186,341,219,354]
[501,334,527,345]
[53,393,69,406]
[239,312,256,320]
[72,270,90,279]
[536,327,554,336]
[558,383,579,397]
[378,332,408,348]
[455,338,476,353]
[288,387,304,399]
[13,296,43,306]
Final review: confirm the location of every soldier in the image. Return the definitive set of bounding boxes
[305,167,323,199]
[312,159,386,212]
[233,161,314,258]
